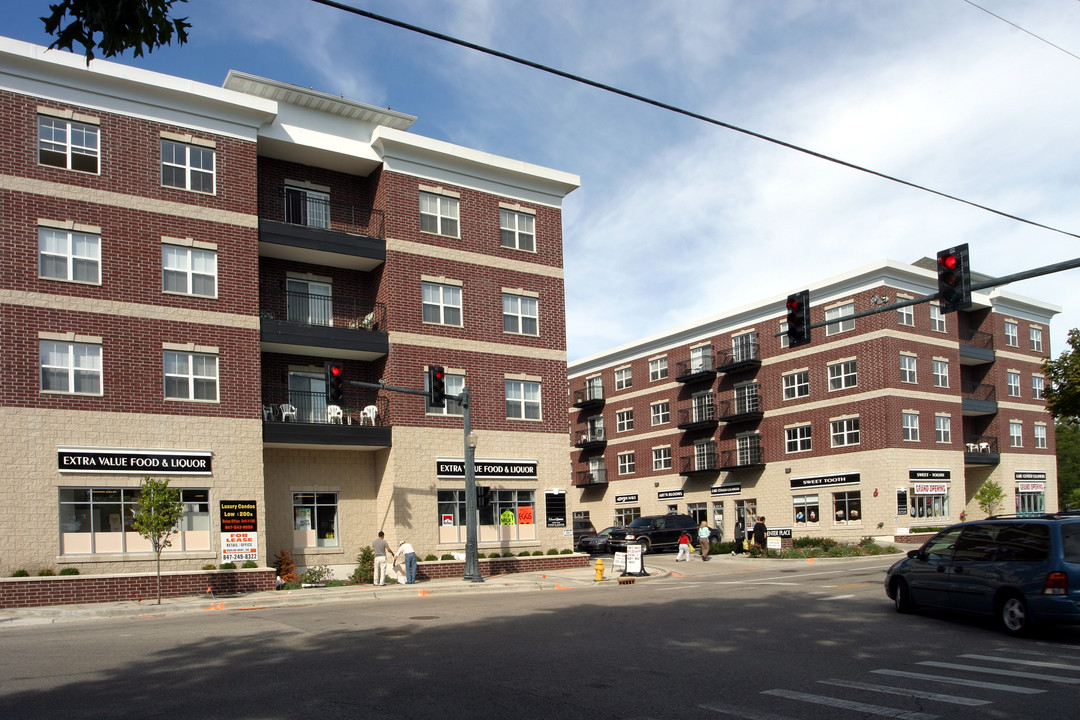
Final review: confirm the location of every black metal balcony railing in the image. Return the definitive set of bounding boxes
[722,443,764,469]
[964,435,999,455]
[960,328,995,350]
[678,404,717,428]
[262,389,390,426]
[259,187,386,239]
[575,469,608,486]
[260,290,386,332]
[575,427,606,447]
[962,381,997,403]
[681,452,718,475]
[675,355,716,382]
[716,343,761,373]
[572,387,605,408]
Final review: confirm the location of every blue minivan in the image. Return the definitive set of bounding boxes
[884,513,1080,635]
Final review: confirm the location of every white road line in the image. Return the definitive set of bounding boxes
[818,678,990,706]
[700,702,800,720]
[958,653,1080,672]
[872,669,1045,694]
[716,560,896,585]
[998,647,1080,660]
[762,688,937,720]
[918,661,1080,684]
[871,669,1045,694]
[818,594,855,600]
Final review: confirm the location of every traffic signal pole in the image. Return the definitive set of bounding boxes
[341,376,482,582]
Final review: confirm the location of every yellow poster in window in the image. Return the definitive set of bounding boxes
[500,508,516,525]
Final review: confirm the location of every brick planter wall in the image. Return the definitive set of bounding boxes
[894,533,935,545]
[416,553,590,580]
[0,569,277,609]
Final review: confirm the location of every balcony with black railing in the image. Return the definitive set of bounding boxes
[574,468,608,487]
[718,443,764,470]
[716,342,761,374]
[572,386,605,410]
[258,187,386,271]
[260,290,388,361]
[681,444,718,476]
[716,392,763,424]
[677,399,718,431]
[675,355,717,384]
[261,390,391,448]
[959,328,995,366]
[961,381,998,416]
[964,434,1000,465]
[575,427,607,449]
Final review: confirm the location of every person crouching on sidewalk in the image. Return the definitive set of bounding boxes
[676,531,691,561]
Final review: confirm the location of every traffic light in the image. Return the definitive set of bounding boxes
[936,244,971,313]
[325,362,344,405]
[476,485,491,508]
[427,365,446,408]
[785,290,811,347]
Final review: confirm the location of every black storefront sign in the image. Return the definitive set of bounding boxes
[220,500,258,532]
[436,458,538,479]
[658,489,684,500]
[1015,471,1047,481]
[909,469,951,480]
[767,527,793,539]
[790,472,860,490]
[711,484,741,496]
[616,494,638,504]
[58,447,212,475]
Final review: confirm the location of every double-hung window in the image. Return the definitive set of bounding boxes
[825,302,854,335]
[935,415,952,443]
[500,208,535,251]
[652,447,672,471]
[614,367,632,391]
[785,425,812,453]
[40,339,102,394]
[1034,424,1047,449]
[831,417,860,447]
[1030,327,1044,352]
[900,354,917,384]
[164,350,219,401]
[420,191,459,236]
[163,244,217,297]
[651,400,670,425]
[897,303,914,326]
[506,379,541,420]
[422,281,462,326]
[1004,321,1018,347]
[502,293,538,335]
[902,412,920,441]
[1007,371,1021,398]
[649,357,668,381]
[828,359,858,390]
[161,139,215,193]
[618,452,636,475]
[929,304,946,333]
[783,370,809,399]
[1033,375,1045,400]
[932,359,949,388]
[38,115,99,173]
[616,409,634,433]
[39,226,100,284]
[1009,421,1023,448]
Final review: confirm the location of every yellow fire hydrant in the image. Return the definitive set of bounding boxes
[594,557,605,582]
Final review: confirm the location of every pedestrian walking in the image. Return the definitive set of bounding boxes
[732,518,745,555]
[676,531,691,561]
[753,516,767,554]
[372,531,391,586]
[698,520,711,561]
[398,540,418,583]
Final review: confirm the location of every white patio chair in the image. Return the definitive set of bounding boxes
[279,403,297,422]
[327,405,344,424]
[360,405,378,426]
[262,405,275,421]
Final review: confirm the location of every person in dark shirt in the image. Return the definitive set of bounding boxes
[752,516,767,552]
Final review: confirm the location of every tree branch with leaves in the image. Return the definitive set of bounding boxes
[1043,328,1080,425]
[42,0,191,63]
[131,476,185,604]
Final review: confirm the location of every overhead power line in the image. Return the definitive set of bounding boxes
[309,0,1080,242]
[962,0,1080,63]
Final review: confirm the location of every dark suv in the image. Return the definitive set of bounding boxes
[884,513,1080,635]
[607,514,698,553]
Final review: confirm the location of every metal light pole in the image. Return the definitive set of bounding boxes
[461,387,483,582]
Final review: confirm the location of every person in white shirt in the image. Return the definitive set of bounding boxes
[397,541,418,583]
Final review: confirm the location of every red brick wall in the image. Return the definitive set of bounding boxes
[416,553,589,580]
[0,569,276,609]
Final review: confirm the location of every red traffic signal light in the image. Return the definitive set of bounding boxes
[325,362,345,405]
[785,290,811,347]
[936,244,971,313]
[427,365,446,408]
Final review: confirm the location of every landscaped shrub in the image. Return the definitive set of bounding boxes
[300,564,332,584]
[531,550,543,556]
[424,554,438,562]
[12,569,29,577]
[546,548,559,555]
[59,567,80,575]
[242,560,258,568]
[441,554,455,560]
[350,546,374,585]
[219,562,237,570]
[518,551,532,557]
[274,549,299,585]
[559,548,572,554]
[201,564,217,570]
[502,551,514,558]
[280,581,301,590]
[37,568,56,576]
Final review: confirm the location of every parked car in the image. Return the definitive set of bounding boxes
[884,512,1080,635]
[572,518,596,548]
[607,514,698,553]
[577,526,616,554]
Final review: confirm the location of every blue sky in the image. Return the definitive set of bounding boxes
[5,0,1080,361]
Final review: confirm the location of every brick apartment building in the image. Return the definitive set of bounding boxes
[567,259,1059,545]
[0,37,578,577]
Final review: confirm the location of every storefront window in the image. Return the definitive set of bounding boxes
[437,489,536,544]
[833,491,861,524]
[293,492,338,548]
[793,494,819,525]
[59,487,210,555]
[910,491,948,519]
[1017,490,1045,516]
[614,506,640,527]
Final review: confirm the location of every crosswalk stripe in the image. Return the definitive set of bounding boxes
[762,688,937,719]
[817,679,990,706]
[817,594,855,600]
[700,701,800,720]
[958,653,1080,672]
[871,669,1045,694]
[919,661,1080,684]
[998,647,1080,661]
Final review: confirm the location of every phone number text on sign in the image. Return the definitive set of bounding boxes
[221,531,258,562]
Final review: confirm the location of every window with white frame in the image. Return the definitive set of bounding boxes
[1009,421,1023,448]
[1007,371,1021,397]
[502,293,538,335]
[618,451,636,475]
[293,492,338,548]
[933,358,949,388]
[39,226,100,284]
[897,303,914,326]
[505,379,541,420]
[651,400,670,425]
[420,191,459,236]
[649,356,668,381]
[163,245,217,297]
[426,371,464,415]
[929,304,946,332]
[616,408,634,433]
[284,186,330,229]
[1033,375,1045,400]
[902,412,920,442]
[831,417,860,447]
[614,506,640,527]
[732,332,758,362]
[164,350,218,401]
[1035,423,1047,449]
[828,359,858,390]
[793,494,819,525]
[39,115,99,173]
[900,354,917,384]
[614,367,632,391]
[825,302,855,335]
[935,415,952,443]
[733,383,759,415]
[422,281,462,326]
[1004,320,1018,347]
[783,370,809,399]
[652,446,672,471]
[40,339,102,394]
[779,321,790,348]
[737,434,762,465]
[694,440,717,471]
[692,391,715,423]
[1030,326,1043,352]
[690,345,712,373]
[161,140,215,193]
[499,208,534,251]
[785,424,812,453]
[59,487,210,555]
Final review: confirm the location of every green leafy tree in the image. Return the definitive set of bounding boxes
[1043,328,1080,425]
[973,479,1006,517]
[130,477,184,604]
[1057,422,1080,509]
[42,0,191,63]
